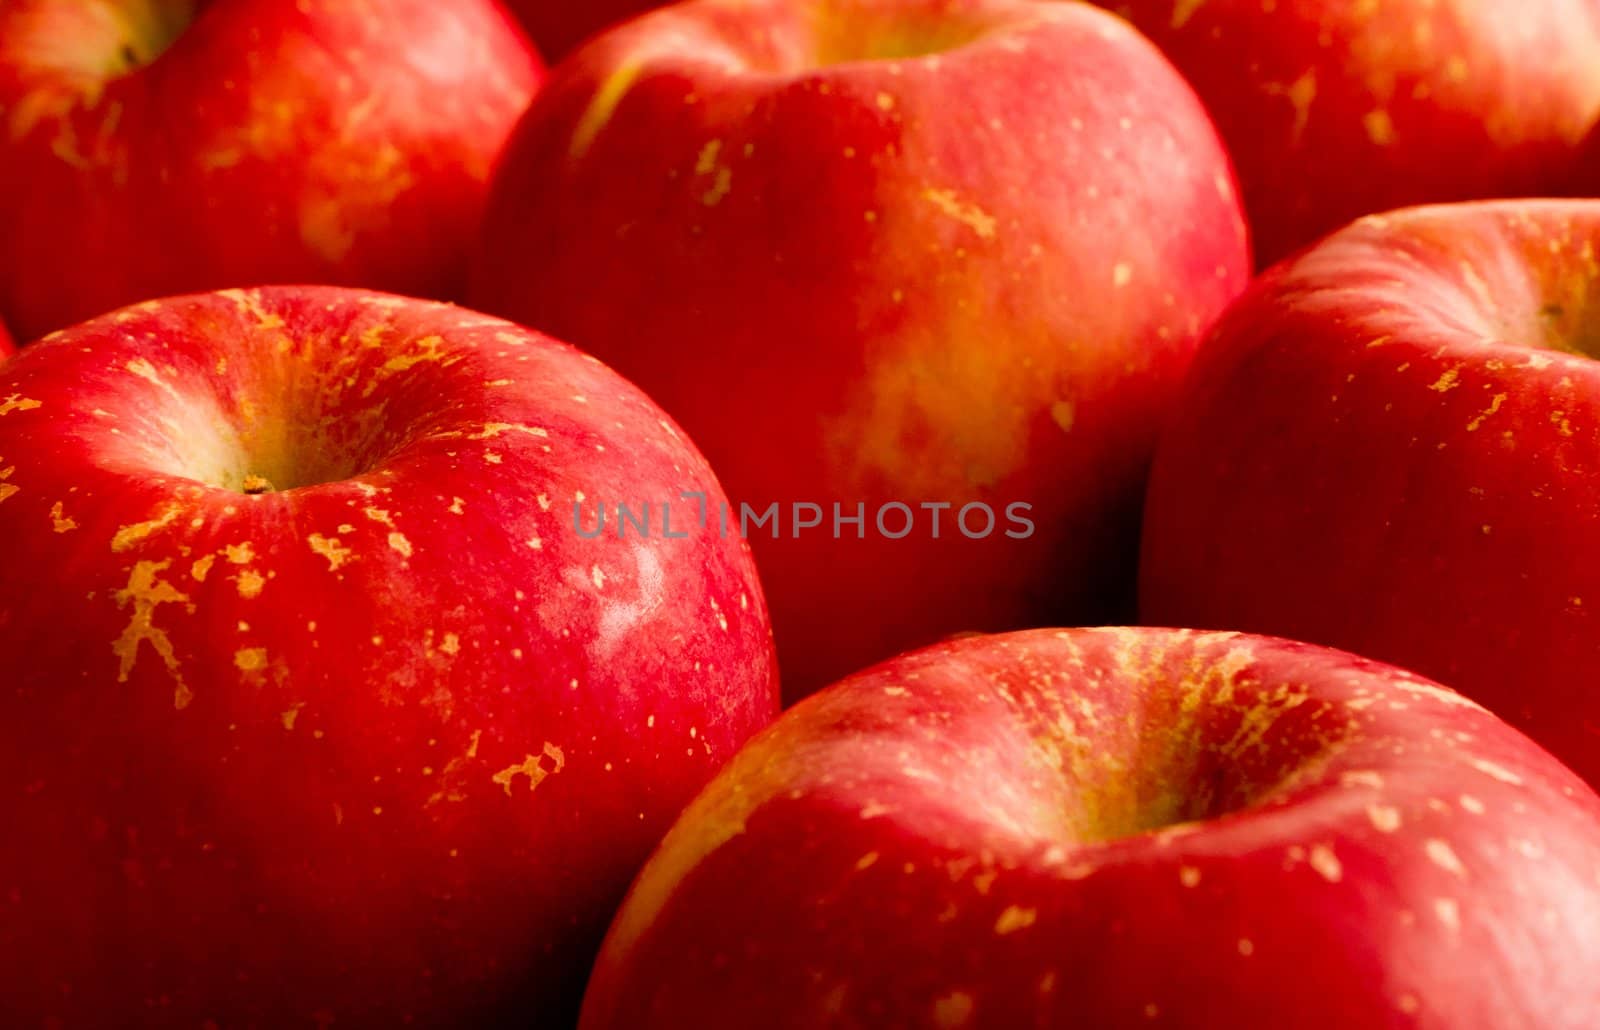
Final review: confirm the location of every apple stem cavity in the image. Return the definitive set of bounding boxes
[114,0,201,77]
[18,0,203,84]
[810,7,998,67]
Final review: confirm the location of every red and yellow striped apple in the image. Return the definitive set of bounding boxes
[0,0,543,340]
[582,628,1600,1028]
[1092,0,1600,265]
[0,287,779,1024]
[472,0,1250,698]
[1141,200,1600,788]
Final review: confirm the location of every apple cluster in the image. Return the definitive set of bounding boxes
[1,1,1599,1028]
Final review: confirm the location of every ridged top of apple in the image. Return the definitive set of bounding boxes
[1253,199,1600,361]
[562,0,1089,82]
[613,628,1561,883]
[582,627,1600,1027]
[2,287,681,498]
[0,287,772,704]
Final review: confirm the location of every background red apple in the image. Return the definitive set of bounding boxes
[1141,200,1600,788]
[0,0,543,341]
[0,287,779,1024]
[472,0,1250,698]
[582,627,1600,1028]
[1569,115,1600,196]
[502,0,663,63]
[1091,0,1600,265]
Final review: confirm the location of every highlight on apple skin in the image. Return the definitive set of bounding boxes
[0,0,544,341]
[1140,199,1600,790]
[471,0,1251,699]
[1091,0,1600,266]
[580,627,1600,1029]
[0,286,779,1025]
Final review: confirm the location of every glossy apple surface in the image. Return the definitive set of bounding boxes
[473,0,1250,698]
[0,287,778,1025]
[582,627,1600,1028]
[1091,0,1600,265]
[0,0,543,340]
[1141,200,1600,787]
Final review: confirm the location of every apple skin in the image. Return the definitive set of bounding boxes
[501,0,664,62]
[0,314,13,357]
[0,287,779,1025]
[1140,200,1600,789]
[472,0,1251,699]
[1090,0,1600,265]
[581,627,1600,1029]
[0,0,544,341]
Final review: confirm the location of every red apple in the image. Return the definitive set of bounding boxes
[502,0,664,62]
[1570,116,1600,195]
[581,627,1600,1028]
[1090,0,1600,265]
[0,314,14,357]
[1140,199,1600,788]
[472,0,1251,698]
[0,0,543,341]
[0,287,779,1024]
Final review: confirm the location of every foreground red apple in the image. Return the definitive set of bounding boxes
[1141,200,1600,788]
[0,0,543,341]
[503,0,663,62]
[0,287,779,1024]
[582,627,1600,1028]
[473,0,1250,698]
[1091,0,1600,265]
